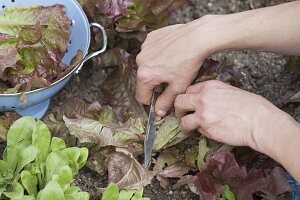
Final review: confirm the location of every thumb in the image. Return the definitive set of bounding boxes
[155,85,179,117]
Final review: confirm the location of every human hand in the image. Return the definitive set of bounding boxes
[135,16,219,116]
[174,80,292,153]
[136,0,300,117]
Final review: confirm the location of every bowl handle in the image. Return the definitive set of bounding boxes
[75,22,107,74]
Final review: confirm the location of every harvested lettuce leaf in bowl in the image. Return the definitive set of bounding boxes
[0,5,80,93]
[0,0,107,118]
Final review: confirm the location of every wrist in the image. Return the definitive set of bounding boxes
[188,7,281,56]
[186,14,252,57]
[253,105,300,162]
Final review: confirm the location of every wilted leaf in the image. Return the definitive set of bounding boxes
[107,148,153,190]
[159,163,190,178]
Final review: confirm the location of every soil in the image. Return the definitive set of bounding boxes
[52,0,300,199]
[2,0,300,200]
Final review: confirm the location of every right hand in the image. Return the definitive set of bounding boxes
[135,16,218,116]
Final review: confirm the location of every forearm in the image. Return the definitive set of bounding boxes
[260,115,300,182]
[190,0,300,56]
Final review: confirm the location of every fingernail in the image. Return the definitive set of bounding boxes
[157,110,167,117]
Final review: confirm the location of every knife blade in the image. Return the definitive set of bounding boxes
[143,90,158,168]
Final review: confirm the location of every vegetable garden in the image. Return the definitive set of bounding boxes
[0,0,299,200]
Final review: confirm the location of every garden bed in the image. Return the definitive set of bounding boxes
[1,0,299,199]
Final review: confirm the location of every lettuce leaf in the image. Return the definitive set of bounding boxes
[0,116,89,199]
[80,0,187,59]
[0,5,73,92]
[107,148,154,190]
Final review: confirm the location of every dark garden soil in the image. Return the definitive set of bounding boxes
[2,0,299,200]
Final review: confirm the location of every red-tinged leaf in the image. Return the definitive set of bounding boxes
[95,0,134,18]
[149,0,188,16]
[196,171,224,199]
[210,151,247,179]
[101,49,147,122]
[81,0,187,54]
[164,0,188,15]
[0,5,72,92]
[259,167,291,198]
[194,59,242,88]
[107,148,154,190]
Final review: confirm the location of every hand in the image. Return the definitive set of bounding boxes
[135,17,218,116]
[174,80,292,153]
[136,1,300,117]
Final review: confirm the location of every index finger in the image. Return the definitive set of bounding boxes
[135,78,156,105]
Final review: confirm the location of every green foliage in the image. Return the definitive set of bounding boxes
[221,185,236,200]
[102,183,149,200]
[197,137,209,170]
[0,116,89,200]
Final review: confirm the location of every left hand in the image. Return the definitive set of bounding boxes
[174,80,291,152]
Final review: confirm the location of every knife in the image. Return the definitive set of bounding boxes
[143,89,159,168]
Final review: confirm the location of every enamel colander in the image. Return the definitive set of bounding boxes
[0,0,107,119]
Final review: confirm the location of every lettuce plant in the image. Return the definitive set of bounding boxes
[0,116,89,200]
[102,182,149,200]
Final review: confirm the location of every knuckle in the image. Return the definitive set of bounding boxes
[198,109,213,124]
[203,80,221,89]
[136,68,149,82]
[136,53,144,65]
[174,95,183,108]
[194,92,205,104]
[180,117,188,128]
[170,84,186,94]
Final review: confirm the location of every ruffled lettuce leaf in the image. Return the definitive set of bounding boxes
[80,0,188,63]
[0,5,73,92]
[174,150,291,200]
